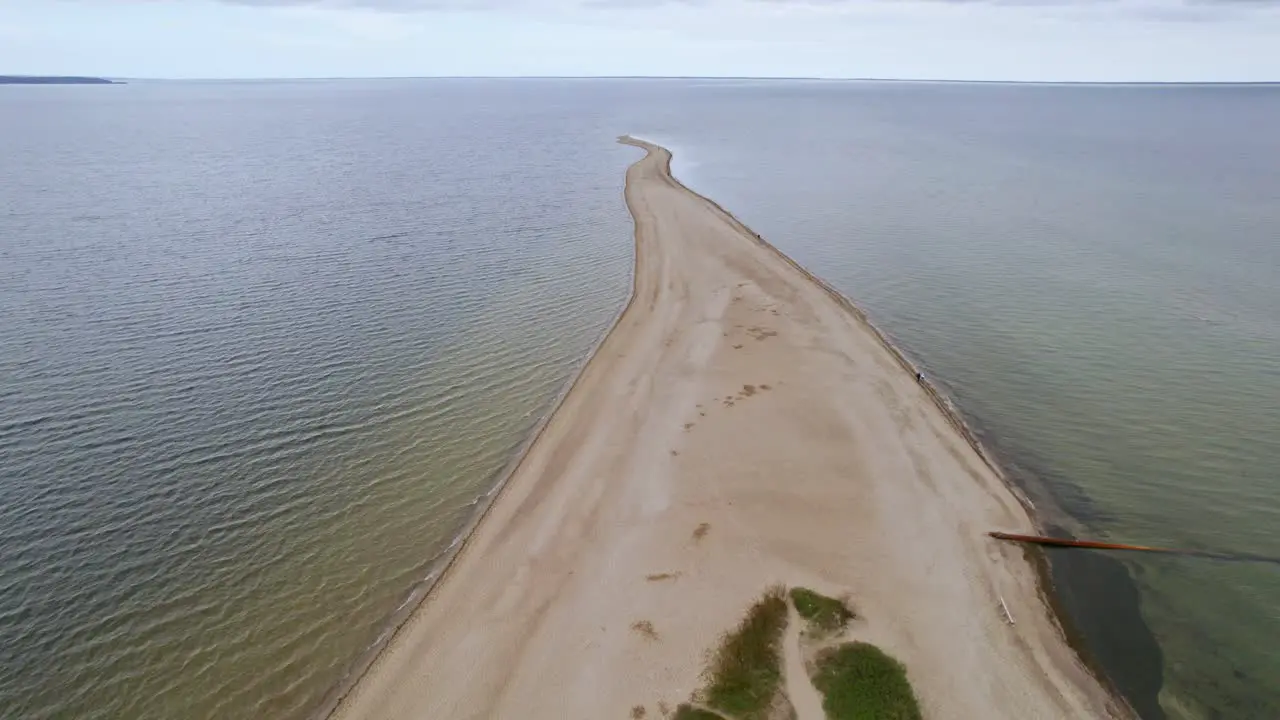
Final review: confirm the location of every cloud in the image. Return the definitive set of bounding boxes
[218,0,1280,5]
[209,0,1232,5]
[158,0,1280,32]
[221,0,510,9]
[1109,0,1280,21]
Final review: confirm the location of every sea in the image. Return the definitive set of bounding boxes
[1,79,1276,720]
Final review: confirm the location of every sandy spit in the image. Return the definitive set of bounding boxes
[326,138,1132,720]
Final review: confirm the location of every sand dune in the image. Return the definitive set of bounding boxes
[326,138,1129,719]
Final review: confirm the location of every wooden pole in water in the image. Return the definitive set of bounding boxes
[988,531,1178,555]
[991,531,1280,565]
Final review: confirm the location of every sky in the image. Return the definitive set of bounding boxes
[1,0,1278,81]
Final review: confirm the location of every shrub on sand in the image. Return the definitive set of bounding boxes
[701,585,789,720]
[672,704,723,720]
[788,587,854,633]
[812,642,922,720]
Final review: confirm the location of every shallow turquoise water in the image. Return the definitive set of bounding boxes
[1,80,1276,719]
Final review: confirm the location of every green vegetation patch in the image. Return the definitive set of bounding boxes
[701,585,789,720]
[812,642,922,720]
[789,587,855,633]
[672,705,724,720]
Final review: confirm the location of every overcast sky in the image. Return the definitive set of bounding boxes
[1,0,1277,81]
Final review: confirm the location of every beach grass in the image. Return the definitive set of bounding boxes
[699,585,789,720]
[811,642,922,720]
[672,705,724,720]
[789,587,854,633]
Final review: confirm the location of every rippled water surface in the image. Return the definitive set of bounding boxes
[1,80,1277,720]
[0,81,638,720]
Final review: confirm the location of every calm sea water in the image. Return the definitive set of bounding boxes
[1,80,1276,720]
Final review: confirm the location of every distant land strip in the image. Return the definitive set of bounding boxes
[0,76,117,85]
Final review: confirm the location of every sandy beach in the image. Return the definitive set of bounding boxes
[327,138,1128,719]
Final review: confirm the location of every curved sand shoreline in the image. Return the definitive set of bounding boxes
[326,138,1131,719]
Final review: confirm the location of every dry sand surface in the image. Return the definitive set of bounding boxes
[327,138,1130,720]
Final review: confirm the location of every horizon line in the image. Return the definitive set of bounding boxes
[83,75,1280,86]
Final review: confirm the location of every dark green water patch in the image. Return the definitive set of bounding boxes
[1127,556,1280,720]
[1044,527,1166,720]
[889,338,1166,718]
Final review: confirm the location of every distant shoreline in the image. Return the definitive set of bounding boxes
[15,75,1276,86]
[0,76,117,85]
